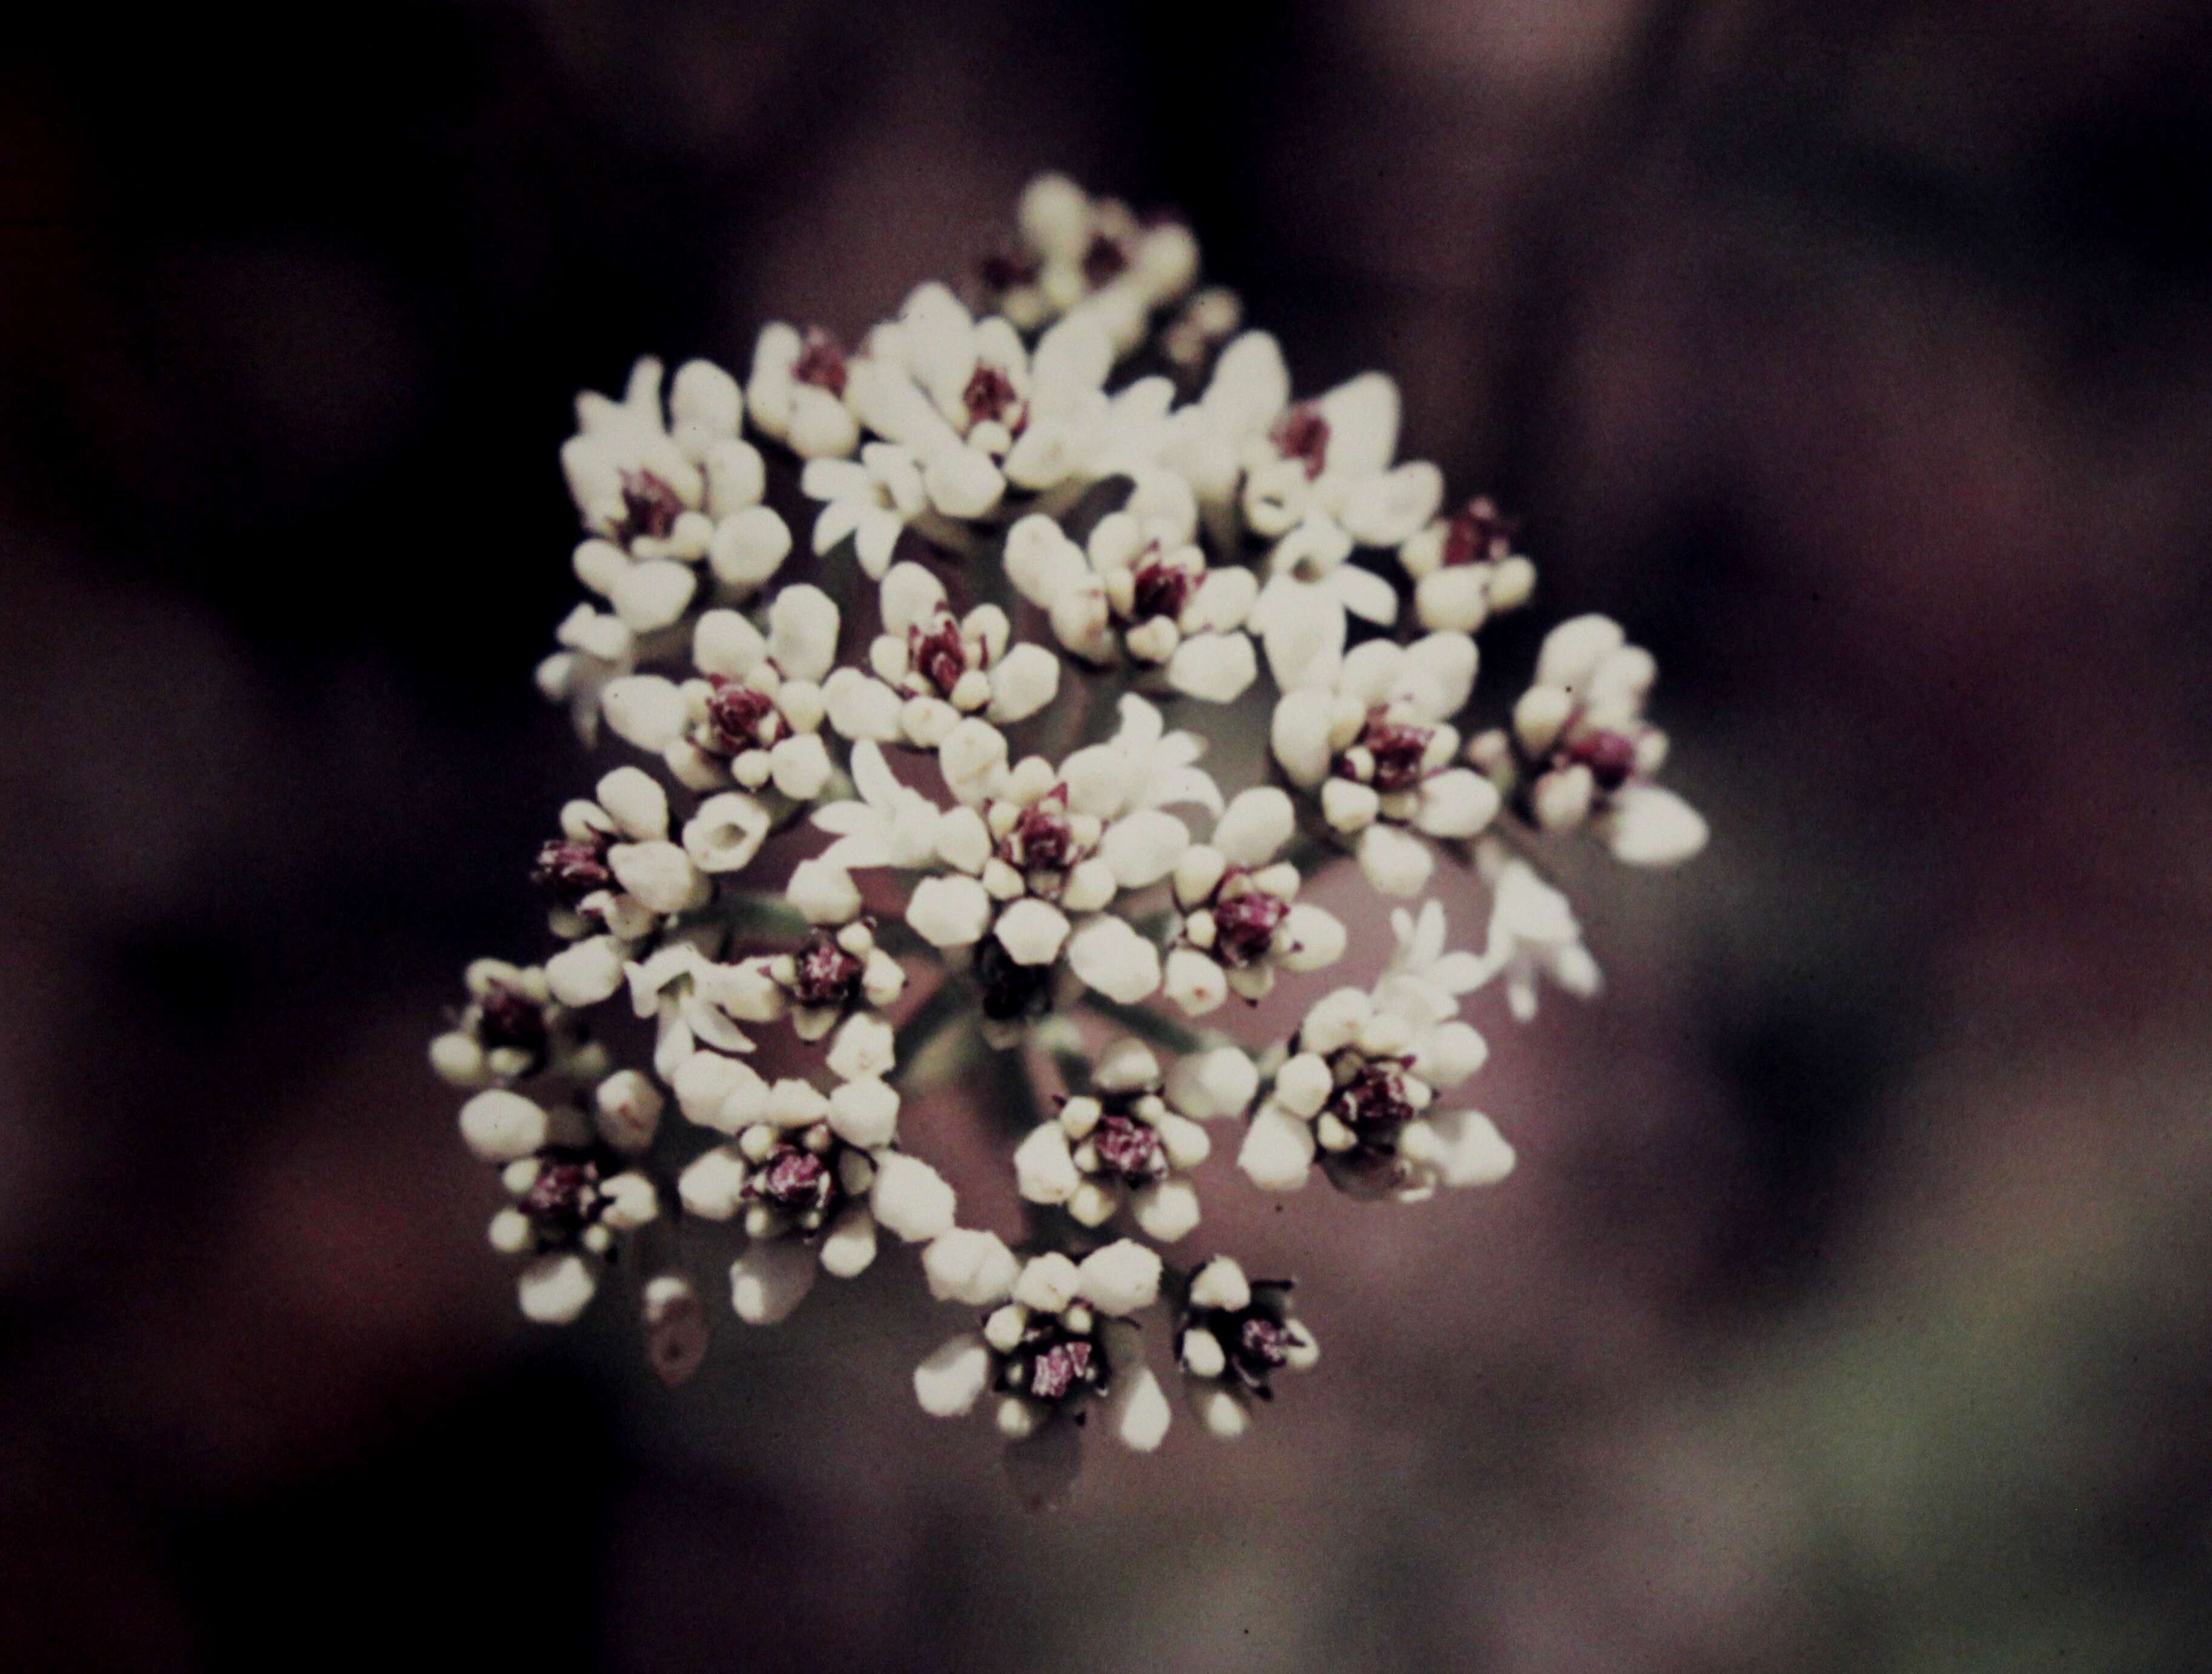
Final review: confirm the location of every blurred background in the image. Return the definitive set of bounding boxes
[6,2,2212,1668]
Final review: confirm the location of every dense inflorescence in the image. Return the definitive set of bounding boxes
[438,174,1706,1494]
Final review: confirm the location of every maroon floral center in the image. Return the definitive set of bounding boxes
[976,936,1055,1022]
[1002,793,1078,875]
[616,469,684,543]
[1236,1317,1295,1375]
[704,677,783,755]
[1028,1338,1095,1401]
[1081,232,1129,287]
[1129,553,1197,623]
[1442,496,1513,567]
[533,836,614,904]
[1089,1113,1166,1182]
[1270,403,1331,480]
[753,1147,835,1216]
[908,613,969,696]
[963,363,1022,429]
[476,984,549,1056]
[1212,886,1291,968]
[791,327,848,396]
[979,245,1042,294]
[1355,714,1436,793]
[790,931,864,1009]
[1329,1060,1417,1142]
[1567,729,1639,793]
[522,1154,601,1242]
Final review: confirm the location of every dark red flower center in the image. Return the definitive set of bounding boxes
[1089,1113,1166,1182]
[616,469,684,543]
[1269,403,1331,480]
[908,613,969,696]
[976,936,1055,1022]
[1002,793,1078,875]
[963,363,1023,429]
[791,930,865,1009]
[476,984,549,1056]
[704,677,784,755]
[753,1147,835,1216]
[1236,1317,1295,1375]
[1356,714,1436,793]
[1129,552,1197,623]
[1567,729,1639,793]
[1081,232,1129,287]
[533,836,614,904]
[523,1154,601,1242]
[791,327,848,396]
[1028,1338,1094,1401]
[979,245,1042,294]
[1329,1060,1417,1142]
[1212,886,1291,968]
[1444,496,1514,566]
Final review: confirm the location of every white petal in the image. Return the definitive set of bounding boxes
[1338,460,1444,547]
[1166,632,1256,704]
[692,608,767,679]
[1415,769,1502,839]
[1163,947,1227,1016]
[914,1332,995,1418]
[767,584,840,683]
[995,898,1072,966]
[788,856,860,924]
[1600,785,1708,867]
[1166,1047,1260,1120]
[1269,690,1336,789]
[1414,1021,1490,1089]
[1066,916,1161,1004]
[819,1205,879,1279]
[827,1077,900,1148]
[1101,1331,1172,1453]
[822,668,903,743]
[879,561,947,636]
[518,1253,598,1325]
[459,1090,547,1163]
[683,792,772,873]
[870,1152,958,1242]
[601,676,687,753]
[1237,1107,1317,1191]
[1101,809,1189,889]
[1131,1178,1201,1242]
[609,840,704,916]
[939,718,1009,806]
[1212,787,1293,868]
[986,644,1061,724]
[1329,562,1401,627]
[1075,1239,1163,1315]
[1281,904,1347,971]
[1014,1123,1081,1205]
[708,505,791,592]
[1536,614,1627,689]
[730,1240,819,1325]
[546,936,626,1007]
[1396,631,1480,720]
[908,875,993,948]
[922,1229,1020,1306]
[1414,1110,1516,1188]
[1358,823,1434,897]
[610,559,698,633]
[1258,578,1345,692]
[826,1011,896,1081]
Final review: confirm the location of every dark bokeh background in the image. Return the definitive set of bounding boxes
[8,3,2212,1669]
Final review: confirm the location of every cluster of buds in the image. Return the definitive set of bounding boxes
[435,173,1705,1492]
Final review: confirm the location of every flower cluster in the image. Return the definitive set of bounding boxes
[435,173,1705,1494]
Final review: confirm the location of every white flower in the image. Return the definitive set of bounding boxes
[1396,495,1537,635]
[1014,1039,1212,1241]
[431,960,596,1090]
[1240,369,1443,554]
[824,561,1060,749]
[914,1244,1169,1451]
[981,174,1200,354]
[535,767,691,949]
[1003,494,1258,702]
[1236,984,1490,1200]
[489,1142,659,1325]
[1058,693,1221,824]
[1472,614,1706,867]
[1174,1256,1318,1438]
[665,589,840,795]
[1479,856,1601,1022]
[922,1228,1021,1306]
[746,323,860,460]
[560,356,770,572]
[711,890,904,1043]
[624,933,750,1082]
[1163,788,1345,1014]
[1270,631,1498,896]
[800,443,928,580]
[813,740,946,870]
